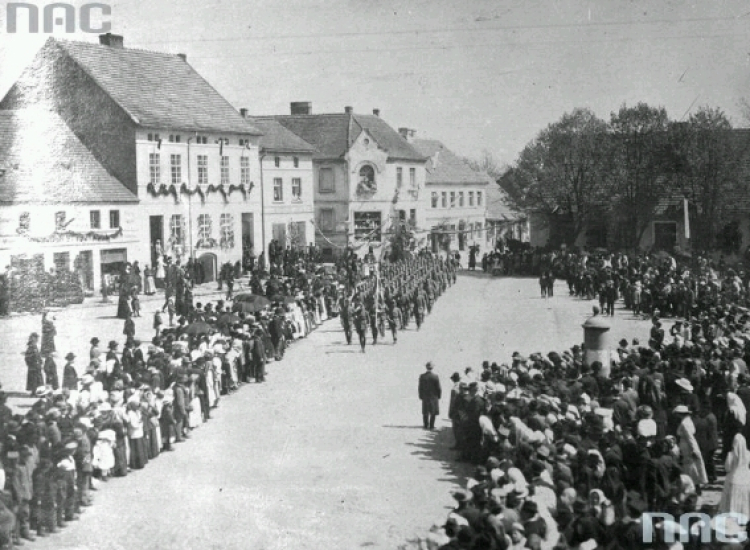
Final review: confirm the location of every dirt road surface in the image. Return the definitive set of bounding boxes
[1,275,657,550]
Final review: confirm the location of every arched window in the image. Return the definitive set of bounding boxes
[358,165,376,192]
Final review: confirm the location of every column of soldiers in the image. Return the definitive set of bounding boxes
[338,252,457,353]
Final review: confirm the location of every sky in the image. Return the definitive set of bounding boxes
[1,0,750,167]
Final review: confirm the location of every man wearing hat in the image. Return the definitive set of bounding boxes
[418,362,442,430]
[25,332,44,397]
[61,354,78,392]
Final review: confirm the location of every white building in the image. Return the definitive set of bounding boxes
[273,104,428,260]
[0,109,140,294]
[411,139,490,256]
[0,33,265,285]
[243,115,316,255]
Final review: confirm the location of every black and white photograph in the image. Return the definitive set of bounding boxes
[1,1,750,548]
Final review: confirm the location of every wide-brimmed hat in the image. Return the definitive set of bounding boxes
[673,405,690,415]
[108,340,119,349]
[90,337,99,345]
[65,352,75,361]
[675,378,693,392]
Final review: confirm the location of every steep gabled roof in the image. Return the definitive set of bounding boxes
[49,38,261,135]
[246,117,316,154]
[272,112,426,162]
[0,109,138,204]
[412,139,492,185]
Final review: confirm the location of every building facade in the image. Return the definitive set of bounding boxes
[244,116,316,257]
[0,34,265,285]
[411,139,489,255]
[273,104,428,260]
[0,109,140,295]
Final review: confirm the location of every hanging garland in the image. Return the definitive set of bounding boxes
[17,226,124,244]
[146,183,179,203]
[148,182,253,204]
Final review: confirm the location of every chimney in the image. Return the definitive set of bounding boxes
[373,109,380,117]
[177,53,187,62]
[398,128,416,142]
[99,33,124,48]
[344,106,353,114]
[290,102,312,115]
[239,108,248,118]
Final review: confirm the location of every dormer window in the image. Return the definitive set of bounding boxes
[274,156,280,168]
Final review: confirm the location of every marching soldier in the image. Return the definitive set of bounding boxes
[339,295,352,345]
[388,302,401,344]
[353,305,369,353]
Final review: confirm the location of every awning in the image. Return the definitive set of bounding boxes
[100,248,127,264]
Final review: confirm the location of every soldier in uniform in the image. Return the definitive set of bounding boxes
[387,302,401,344]
[353,304,369,353]
[339,295,352,345]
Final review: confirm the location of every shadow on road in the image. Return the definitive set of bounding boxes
[404,425,471,492]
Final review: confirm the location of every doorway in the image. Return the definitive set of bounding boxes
[241,213,254,268]
[198,253,217,283]
[150,215,164,266]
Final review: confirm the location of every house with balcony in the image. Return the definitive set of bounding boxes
[272,104,428,260]
[242,115,316,256]
[411,139,490,255]
[0,33,263,283]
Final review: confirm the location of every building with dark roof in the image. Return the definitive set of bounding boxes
[243,115,317,254]
[0,108,141,292]
[272,104,428,259]
[412,139,491,256]
[1,34,265,283]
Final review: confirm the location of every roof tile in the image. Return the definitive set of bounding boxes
[0,109,137,204]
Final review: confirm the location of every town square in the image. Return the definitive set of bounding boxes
[2,1,750,550]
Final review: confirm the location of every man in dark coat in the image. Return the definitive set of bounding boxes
[418,362,442,430]
[25,333,43,395]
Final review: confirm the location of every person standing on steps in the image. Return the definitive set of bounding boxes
[418,362,442,430]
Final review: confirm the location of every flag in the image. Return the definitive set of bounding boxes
[683,198,690,239]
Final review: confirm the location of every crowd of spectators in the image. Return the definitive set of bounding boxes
[414,251,750,550]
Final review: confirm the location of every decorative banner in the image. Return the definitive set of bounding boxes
[18,226,124,243]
